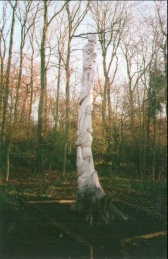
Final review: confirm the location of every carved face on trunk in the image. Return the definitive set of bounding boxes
[83,44,97,72]
[88,34,97,44]
[85,43,95,55]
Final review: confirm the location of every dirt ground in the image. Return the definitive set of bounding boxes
[0,171,167,259]
[0,199,167,259]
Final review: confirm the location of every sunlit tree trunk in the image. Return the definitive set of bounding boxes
[90,1,131,163]
[0,2,8,174]
[53,47,62,155]
[62,0,90,175]
[5,1,35,180]
[27,36,35,137]
[72,35,130,224]
[37,0,68,172]
[63,2,71,176]
[37,0,48,172]
[0,0,17,179]
[72,35,104,220]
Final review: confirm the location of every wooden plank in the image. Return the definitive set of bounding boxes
[27,199,74,204]
[122,230,167,244]
[28,199,166,220]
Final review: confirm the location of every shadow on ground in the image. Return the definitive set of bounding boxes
[0,200,167,259]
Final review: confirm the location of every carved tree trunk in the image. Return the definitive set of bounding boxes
[76,35,104,194]
[72,35,131,224]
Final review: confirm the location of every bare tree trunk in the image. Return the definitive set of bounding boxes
[38,0,68,172]
[63,22,71,176]
[62,0,90,175]
[152,110,156,182]
[26,2,40,140]
[0,4,6,172]
[28,46,34,137]
[4,1,34,180]
[152,66,157,182]
[55,51,61,136]
[90,1,128,164]
[37,0,48,172]
[0,0,17,177]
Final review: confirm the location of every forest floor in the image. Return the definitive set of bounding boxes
[0,169,167,259]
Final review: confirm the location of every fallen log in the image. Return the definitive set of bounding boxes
[122,230,167,244]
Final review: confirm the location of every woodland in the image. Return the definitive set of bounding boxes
[0,1,167,258]
[0,0,167,182]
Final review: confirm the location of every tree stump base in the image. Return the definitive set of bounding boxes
[71,187,133,224]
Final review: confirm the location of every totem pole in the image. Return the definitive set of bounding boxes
[75,35,104,199]
[73,35,132,223]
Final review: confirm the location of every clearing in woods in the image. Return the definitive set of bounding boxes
[0,170,167,258]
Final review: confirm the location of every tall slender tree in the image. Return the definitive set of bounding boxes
[0,0,17,179]
[37,0,69,172]
[90,1,134,162]
[61,0,90,175]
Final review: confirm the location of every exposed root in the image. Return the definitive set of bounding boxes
[71,187,134,224]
